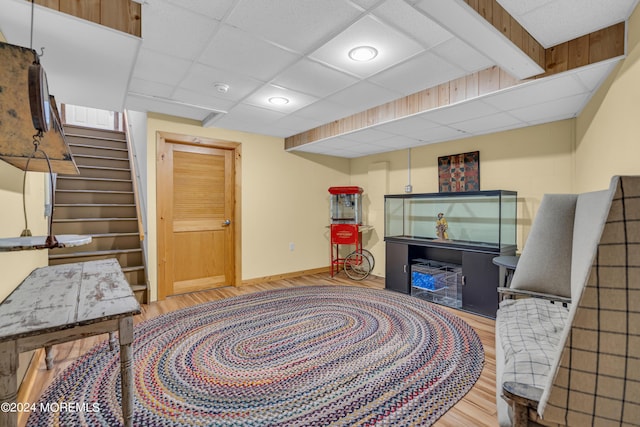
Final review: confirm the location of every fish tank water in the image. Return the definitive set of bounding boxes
[384,190,517,251]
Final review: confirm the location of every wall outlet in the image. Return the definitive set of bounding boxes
[289,242,295,251]
[404,185,413,193]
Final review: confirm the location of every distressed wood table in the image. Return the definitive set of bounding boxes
[0,259,140,427]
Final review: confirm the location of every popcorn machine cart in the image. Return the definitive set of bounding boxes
[328,186,374,280]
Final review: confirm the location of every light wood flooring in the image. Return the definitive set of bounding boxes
[18,273,498,427]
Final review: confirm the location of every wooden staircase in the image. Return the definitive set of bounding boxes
[49,125,147,303]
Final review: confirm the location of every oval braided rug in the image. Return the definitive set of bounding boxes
[27,286,484,426]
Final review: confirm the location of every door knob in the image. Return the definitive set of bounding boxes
[222,219,231,226]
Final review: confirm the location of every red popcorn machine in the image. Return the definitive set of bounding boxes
[328,186,374,280]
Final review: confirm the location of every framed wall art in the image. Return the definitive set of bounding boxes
[438,151,480,193]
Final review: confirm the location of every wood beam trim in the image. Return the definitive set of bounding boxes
[285,21,625,150]
[32,0,141,37]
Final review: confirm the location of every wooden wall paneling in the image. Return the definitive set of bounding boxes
[568,35,590,70]
[465,72,480,99]
[476,0,493,21]
[478,66,500,95]
[34,0,60,8]
[449,76,467,104]
[492,1,510,39]
[438,83,450,107]
[60,0,101,25]
[101,0,141,37]
[499,68,519,89]
[545,43,569,75]
[589,22,625,63]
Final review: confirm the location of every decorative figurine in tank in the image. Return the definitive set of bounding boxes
[435,212,449,241]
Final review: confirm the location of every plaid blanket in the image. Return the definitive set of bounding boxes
[497,298,569,388]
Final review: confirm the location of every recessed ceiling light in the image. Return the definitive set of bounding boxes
[268,96,290,105]
[348,46,378,62]
[214,83,230,93]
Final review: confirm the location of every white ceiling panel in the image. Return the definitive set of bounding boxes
[341,128,396,143]
[271,59,359,98]
[573,59,621,91]
[422,101,500,125]
[178,63,264,102]
[310,15,425,78]
[141,1,218,60]
[165,0,238,20]
[508,93,591,123]
[325,81,403,111]
[132,48,193,86]
[368,51,465,96]
[294,101,360,124]
[430,37,493,73]
[372,0,454,49]
[451,111,523,133]
[376,116,440,137]
[498,0,639,47]
[198,25,300,81]
[225,0,362,53]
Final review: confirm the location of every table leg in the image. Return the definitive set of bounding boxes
[118,317,134,427]
[0,341,18,427]
[44,346,53,370]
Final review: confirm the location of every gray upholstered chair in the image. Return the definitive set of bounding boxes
[495,176,640,426]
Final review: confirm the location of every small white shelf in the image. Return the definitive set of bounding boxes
[0,235,92,252]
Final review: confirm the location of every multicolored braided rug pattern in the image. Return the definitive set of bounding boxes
[27,286,484,426]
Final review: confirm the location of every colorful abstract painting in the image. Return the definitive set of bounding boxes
[438,151,480,192]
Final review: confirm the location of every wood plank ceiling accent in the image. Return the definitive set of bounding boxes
[284,3,625,151]
[31,0,141,37]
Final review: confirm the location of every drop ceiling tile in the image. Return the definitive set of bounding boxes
[127,78,175,98]
[418,125,468,144]
[521,0,638,47]
[165,0,237,20]
[325,81,403,111]
[132,48,193,86]
[508,93,591,123]
[483,74,586,111]
[294,101,360,124]
[199,24,300,81]
[179,63,264,102]
[341,128,396,143]
[376,116,440,138]
[422,100,499,125]
[213,103,287,131]
[126,93,212,121]
[452,112,523,133]
[244,85,319,113]
[573,59,621,91]
[225,0,362,53]
[310,15,425,78]
[172,88,235,112]
[495,0,555,16]
[271,114,327,133]
[142,2,218,60]
[430,37,493,73]
[372,135,423,149]
[368,51,465,96]
[372,0,453,49]
[272,59,359,98]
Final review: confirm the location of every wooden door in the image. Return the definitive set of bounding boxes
[158,135,238,299]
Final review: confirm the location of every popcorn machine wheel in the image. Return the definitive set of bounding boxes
[330,224,374,280]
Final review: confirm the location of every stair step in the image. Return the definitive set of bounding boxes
[72,154,132,169]
[78,165,131,172]
[65,133,126,143]
[57,176,132,183]
[53,217,138,222]
[73,154,129,162]
[69,143,128,152]
[63,125,126,141]
[48,248,142,260]
[56,203,136,207]
[122,265,145,273]
[56,190,134,194]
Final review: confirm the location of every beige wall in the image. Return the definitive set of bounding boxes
[350,120,575,275]
[145,114,350,301]
[0,162,48,302]
[574,5,640,191]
